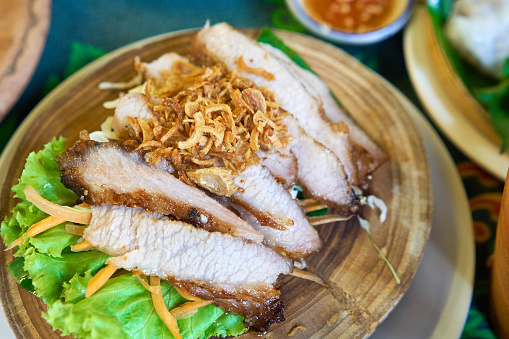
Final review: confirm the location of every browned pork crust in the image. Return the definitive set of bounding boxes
[58,140,263,243]
[172,280,285,331]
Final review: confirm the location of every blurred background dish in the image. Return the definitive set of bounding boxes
[0,0,50,121]
[405,6,509,181]
[285,0,414,44]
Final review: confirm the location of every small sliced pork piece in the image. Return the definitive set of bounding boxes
[192,23,363,186]
[231,165,322,257]
[112,92,154,140]
[87,204,292,331]
[284,115,357,214]
[227,201,321,258]
[140,52,190,80]
[58,140,263,243]
[257,148,297,189]
[112,53,189,140]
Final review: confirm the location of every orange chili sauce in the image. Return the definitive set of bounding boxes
[304,0,393,33]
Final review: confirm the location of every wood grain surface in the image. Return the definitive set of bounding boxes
[0,0,51,121]
[0,29,432,339]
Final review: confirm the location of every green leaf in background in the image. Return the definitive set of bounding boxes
[474,78,509,152]
[65,41,107,78]
[502,58,509,80]
[44,41,107,95]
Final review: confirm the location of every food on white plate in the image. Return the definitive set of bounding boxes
[444,0,509,79]
[1,23,388,339]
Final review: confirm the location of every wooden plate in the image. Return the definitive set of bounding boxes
[0,29,432,338]
[0,0,51,120]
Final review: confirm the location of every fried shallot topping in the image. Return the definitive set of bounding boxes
[124,59,291,195]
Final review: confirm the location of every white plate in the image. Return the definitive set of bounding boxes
[404,6,509,181]
[0,71,474,339]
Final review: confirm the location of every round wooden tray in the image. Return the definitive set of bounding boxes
[0,0,51,121]
[0,29,432,338]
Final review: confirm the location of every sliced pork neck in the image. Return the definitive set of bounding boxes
[231,164,322,257]
[86,204,292,331]
[112,92,321,249]
[284,115,357,214]
[192,23,368,187]
[256,148,297,189]
[112,92,154,140]
[57,140,263,243]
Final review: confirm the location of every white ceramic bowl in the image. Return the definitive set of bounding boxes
[286,0,415,45]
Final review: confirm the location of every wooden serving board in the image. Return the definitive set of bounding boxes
[0,0,51,120]
[0,29,432,338]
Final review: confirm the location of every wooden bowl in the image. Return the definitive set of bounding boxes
[0,29,432,338]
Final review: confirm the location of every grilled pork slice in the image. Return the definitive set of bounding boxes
[259,43,386,186]
[284,115,357,214]
[231,164,322,257]
[227,202,321,258]
[58,140,263,243]
[256,148,297,189]
[192,23,366,186]
[86,204,292,331]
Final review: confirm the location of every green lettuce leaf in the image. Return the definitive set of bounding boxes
[24,247,109,303]
[2,137,248,338]
[7,257,35,294]
[61,270,94,304]
[45,274,248,339]
[1,137,77,247]
[29,223,81,257]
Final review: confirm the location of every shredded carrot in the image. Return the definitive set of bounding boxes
[86,264,118,297]
[150,276,182,339]
[6,216,64,250]
[290,269,328,287]
[172,284,201,301]
[135,274,162,294]
[170,300,213,320]
[24,186,91,224]
[65,224,87,236]
[70,240,94,252]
